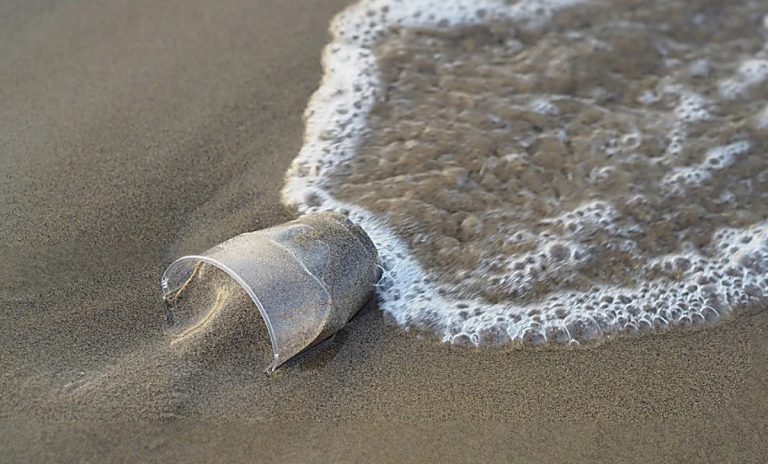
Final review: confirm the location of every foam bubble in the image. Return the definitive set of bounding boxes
[719,59,768,99]
[662,141,752,195]
[675,93,712,122]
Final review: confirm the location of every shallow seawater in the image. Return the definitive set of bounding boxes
[284,0,768,346]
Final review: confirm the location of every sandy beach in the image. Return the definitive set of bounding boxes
[2,0,767,462]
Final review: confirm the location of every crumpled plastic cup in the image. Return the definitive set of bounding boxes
[161,212,379,372]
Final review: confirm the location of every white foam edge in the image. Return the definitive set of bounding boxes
[281,0,768,346]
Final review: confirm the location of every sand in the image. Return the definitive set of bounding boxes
[1,0,767,462]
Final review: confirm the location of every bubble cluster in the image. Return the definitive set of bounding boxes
[662,141,753,195]
[283,0,768,346]
[719,59,768,99]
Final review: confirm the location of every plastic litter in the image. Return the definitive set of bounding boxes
[161,212,380,372]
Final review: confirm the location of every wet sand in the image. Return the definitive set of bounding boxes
[1,0,767,462]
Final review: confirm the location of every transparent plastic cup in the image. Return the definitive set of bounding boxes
[161,213,380,372]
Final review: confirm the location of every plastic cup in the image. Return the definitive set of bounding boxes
[161,212,379,372]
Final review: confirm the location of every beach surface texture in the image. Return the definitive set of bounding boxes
[1,0,767,462]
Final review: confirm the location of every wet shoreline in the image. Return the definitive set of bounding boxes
[1,0,767,462]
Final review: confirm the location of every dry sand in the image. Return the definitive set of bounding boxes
[1,0,767,462]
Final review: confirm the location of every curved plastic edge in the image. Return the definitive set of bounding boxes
[161,255,284,373]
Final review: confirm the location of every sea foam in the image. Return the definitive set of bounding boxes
[283,0,768,346]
